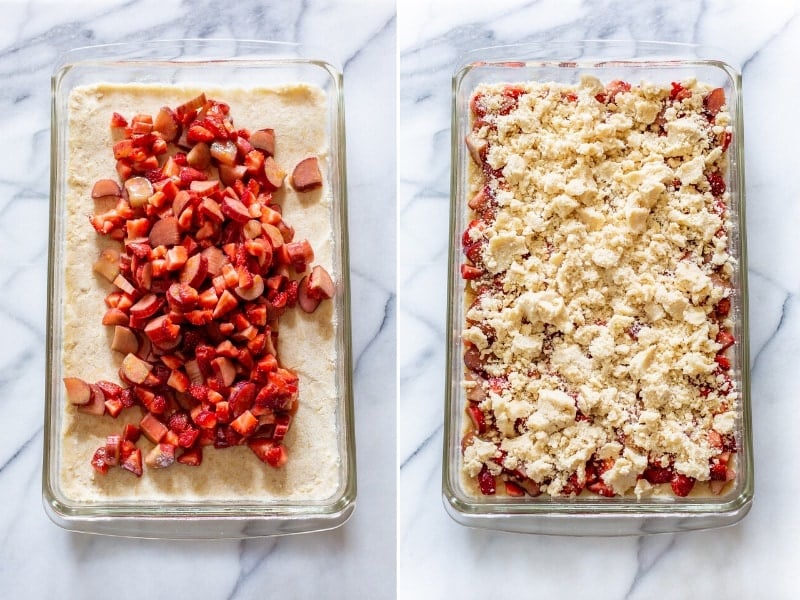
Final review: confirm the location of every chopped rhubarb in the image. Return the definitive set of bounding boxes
[92,247,121,282]
[263,156,285,190]
[78,385,106,416]
[140,412,168,443]
[704,87,726,117]
[249,128,275,157]
[63,377,92,405]
[92,179,122,199]
[290,157,323,192]
[465,132,487,165]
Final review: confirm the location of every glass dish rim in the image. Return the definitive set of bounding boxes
[453,39,740,71]
[443,41,753,530]
[44,39,356,535]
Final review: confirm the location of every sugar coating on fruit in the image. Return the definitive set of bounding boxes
[461,77,737,497]
[60,83,340,502]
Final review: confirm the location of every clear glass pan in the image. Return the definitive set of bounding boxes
[45,40,355,538]
[444,41,752,535]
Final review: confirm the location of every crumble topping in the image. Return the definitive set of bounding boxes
[460,77,738,498]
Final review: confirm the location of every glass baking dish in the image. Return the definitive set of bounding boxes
[44,40,355,538]
[443,41,752,535]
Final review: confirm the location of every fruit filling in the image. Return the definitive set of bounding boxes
[460,77,738,498]
[63,92,334,478]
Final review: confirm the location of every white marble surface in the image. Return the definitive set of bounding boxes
[399,0,799,597]
[0,1,395,598]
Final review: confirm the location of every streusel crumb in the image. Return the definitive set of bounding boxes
[460,77,737,498]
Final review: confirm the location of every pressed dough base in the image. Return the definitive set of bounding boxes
[59,83,341,503]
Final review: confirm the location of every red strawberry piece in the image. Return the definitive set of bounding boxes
[560,472,585,496]
[263,443,288,468]
[91,447,110,474]
[605,79,631,102]
[121,446,143,477]
[587,480,615,497]
[168,411,190,433]
[470,92,487,118]
[122,423,141,442]
[670,473,695,497]
[643,464,674,484]
[461,219,485,248]
[466,404,486,434]
[709,462,728,481]
[720,131,732,152]
[504,480,525,497]
[177,447,203,466]
[716,330,735,351]
[110,112,128,128]
[669,81,692,101]
[707,172,726,196]
[248,438,287,467]
[104,435,122,466]
[214,425,242,448]
[477,465,496,495]
[464,240,484,263]
[460,264,483,280]
[715,354,731,370]
[708,430,724,449]
[272,414,292,442]
[187,124,215,143]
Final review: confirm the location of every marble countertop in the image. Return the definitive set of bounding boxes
[399,0,798,598]
[0,1,395,598]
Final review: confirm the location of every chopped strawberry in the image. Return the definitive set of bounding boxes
[669,81,692,101]
[470,93,487,118]
[477,465,496,495]
[707,172,726,196]
[504,480,525,497]
[716,329,735,351]
[466,404,486,434]
[709,461,728,481]
[604,79,631,103]
[643,464,674,484]
[177,447,203,466]
[560,472,585,496]
[121,446,143,477]
[461,264,482,280]
[91,447,110,474]
[587,480,615,497]
[670,473,695,497]
[110,112,128,128]
[715,354,731,370]
[720,130,732,152]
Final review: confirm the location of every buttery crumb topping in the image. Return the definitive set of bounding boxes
[460,77,737,498]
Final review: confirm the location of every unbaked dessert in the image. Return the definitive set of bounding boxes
[459,77,738,499]
[59,83,339,502]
